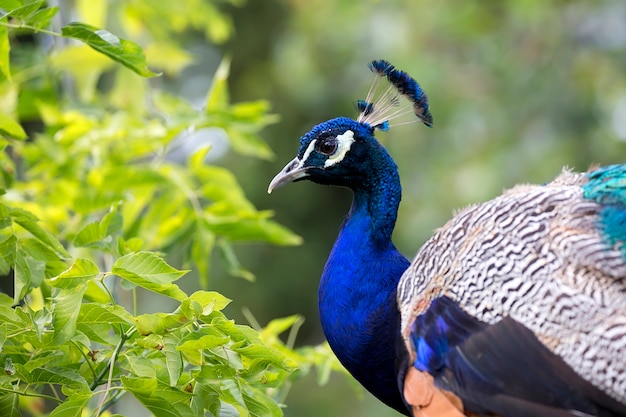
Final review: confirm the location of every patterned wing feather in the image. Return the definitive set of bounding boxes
[398,167,626,415]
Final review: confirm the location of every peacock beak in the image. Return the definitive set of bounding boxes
[268,157,310,194]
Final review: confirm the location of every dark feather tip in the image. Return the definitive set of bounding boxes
[368,59,395,76]
[368,59,433,128]
[417,106,434,128]
[356,99,374,116]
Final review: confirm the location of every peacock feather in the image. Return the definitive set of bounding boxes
[269,60,626,417]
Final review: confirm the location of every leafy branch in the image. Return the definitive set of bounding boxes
[0,1,342,416]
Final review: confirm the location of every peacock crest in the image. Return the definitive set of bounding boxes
[357,59,433,131]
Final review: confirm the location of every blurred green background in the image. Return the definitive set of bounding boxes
[11,0,626,416]
[215,1,626,416]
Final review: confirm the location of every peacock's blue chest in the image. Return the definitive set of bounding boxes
[318,196,410,414]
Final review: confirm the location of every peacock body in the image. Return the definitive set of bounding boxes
[269,60,626,417]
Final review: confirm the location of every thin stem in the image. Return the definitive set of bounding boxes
[286,316,305,350]
[0,386,62,403]
[0,21,62,38]
[90,326,132,390]
[93,386,126,397]
[5,328,33,339]
[275,379,293,406]
[241,307,262,331]
[98,275,117,304]
[71,340,98,382]
[93,389,126,416]
[94,325,131,416]
[47,383,60,400]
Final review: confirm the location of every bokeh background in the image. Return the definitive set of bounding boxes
[213,2,626,416]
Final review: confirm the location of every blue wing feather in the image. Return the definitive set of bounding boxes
[406,296,626,417]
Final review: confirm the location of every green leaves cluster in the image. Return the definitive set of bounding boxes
[0,250,301,417]
[0,1,328,416]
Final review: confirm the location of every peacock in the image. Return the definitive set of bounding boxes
[268,60,626,417]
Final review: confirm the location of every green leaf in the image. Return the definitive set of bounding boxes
[195,364,237,383]
[49,258,99,289]
[25,6,58,29]
[191,221,215,288]
[47,392,92,417]
[261,315,302,340]
[75,323,117,346]
[60,22,159,77]
[243,389,284,417]
[0,113,26,140]
[234,343,298,373]
[205,57,230,112]
[189,290,231,314]
[113,251,188,283]
[122,356,156,379]
[101,206,123,235]
[0,1,22,12]
[177,329,230,352]
[208,215,302,246]
[52,284,87,344]
[134,311,187,336]
[74,207,123,249]
[0,203,11,229]
[0,20,11,81]
[210,312,260,344]
[72,221,104,248]
[163,334,183,386]
[217,379,246,413]
[13,365,89,390]
[0,234,16,276]
[22,350,64,372]
[83,280,111,303]
[0,293,12,307]
[9,207,69,257]
[121,376,196,417]
[0,392,20,417]
[112,252,188,300]
[190,383,218,417]
[225,128,274,160]
[3,0,44,19]
[0,323,7,353]
[78,303,133,326]
[13,248,45,303]
[216,239,255,281]
[0,305,26,327]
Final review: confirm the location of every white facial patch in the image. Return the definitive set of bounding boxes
[324,130,355,168]
[300,139,317,164]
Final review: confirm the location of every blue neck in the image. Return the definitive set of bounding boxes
[318,166,410,414]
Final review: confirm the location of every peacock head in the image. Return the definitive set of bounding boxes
[268,60,433,194]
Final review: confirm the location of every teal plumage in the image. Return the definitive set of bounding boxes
[269,60,626,416]
[583,165,626,248]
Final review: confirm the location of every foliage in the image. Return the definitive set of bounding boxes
[0,0,331,416]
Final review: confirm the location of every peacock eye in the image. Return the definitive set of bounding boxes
[317,138,338,156]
